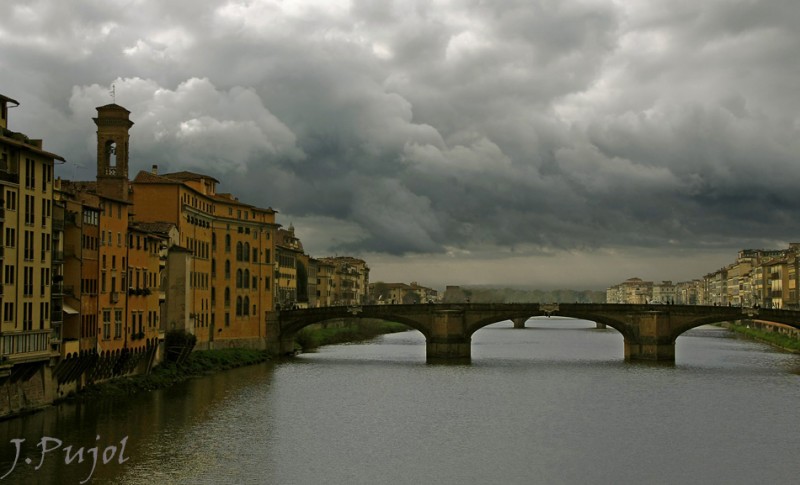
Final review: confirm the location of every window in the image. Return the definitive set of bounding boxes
[23,267,33,296]
[4,227,15,248]
[244,243,250,262]
[4,266,14,285]
[224,287,230,308]
[244,269,250,289]
[236,296,242,316]
[24,195,34,225]
[225,260,231,279]
[3,302,14,323]
[236,269,242,288]
[243,296,250,316]
[23,230,34,260]
[23,302,33,330]
[114,309,123,338]
[103,310,111,339]
[5,190,16,211]
[225,235,231,252]
[41,233,49,261]
[25,158,35,189]
[40,268,48,296]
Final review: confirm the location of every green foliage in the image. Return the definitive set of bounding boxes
[164,330,197,364]
[728,323,800,352]
[294,320,409,350]
[71,348,270,400]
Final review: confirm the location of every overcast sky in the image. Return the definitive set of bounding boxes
[2,0,799,289]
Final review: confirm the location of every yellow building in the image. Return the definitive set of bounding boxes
[0,93,63,416]
[317,256,370,306]
[275,225,303,308]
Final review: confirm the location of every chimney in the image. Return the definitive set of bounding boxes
[152,164,158,175]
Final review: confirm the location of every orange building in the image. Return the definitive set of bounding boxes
[127,225,166,351]
[131,168,278,347]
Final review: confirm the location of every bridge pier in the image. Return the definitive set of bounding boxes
[266,311,299,357]
[623,312,675,362]
[511,317,527,329]
[426,337,471,363]
[425,309,472,363]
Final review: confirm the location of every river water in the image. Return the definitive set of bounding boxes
[2,318,799,484]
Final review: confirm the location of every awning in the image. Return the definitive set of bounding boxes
[62,304,79,315]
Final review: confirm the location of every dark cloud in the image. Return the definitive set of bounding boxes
[2,0,799,286]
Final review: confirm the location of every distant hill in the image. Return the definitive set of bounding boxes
[458,287,606,303]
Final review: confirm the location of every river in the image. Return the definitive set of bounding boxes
[2,318,799,484]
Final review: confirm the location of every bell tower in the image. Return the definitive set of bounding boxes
[94,103,133,201]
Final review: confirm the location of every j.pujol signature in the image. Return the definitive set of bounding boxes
[1,435,129,484]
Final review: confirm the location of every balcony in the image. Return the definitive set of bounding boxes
[1,330,51,362]
[0,171,19,184]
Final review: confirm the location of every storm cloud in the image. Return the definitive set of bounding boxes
[2,0,798,287]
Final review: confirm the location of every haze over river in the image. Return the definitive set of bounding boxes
[2,318,799,484]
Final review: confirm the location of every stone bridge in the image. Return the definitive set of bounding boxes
[265,303,800,362]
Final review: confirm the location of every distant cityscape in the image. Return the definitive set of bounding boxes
[607,245,799,309]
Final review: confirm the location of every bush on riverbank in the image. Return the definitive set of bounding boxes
[71,348,270,400]
[726,323,800,353]
[295,320,409,351]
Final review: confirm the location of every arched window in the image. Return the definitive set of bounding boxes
[244,243,250,262]
[225,234,231,252]
[224,287,230,308]
[211,233,217,250]
[236,242,243,261]
[225,260,231,279]
[236,296,242,316]
[244,269,250,289]
[236,269,243,288]
[244,296,250,316]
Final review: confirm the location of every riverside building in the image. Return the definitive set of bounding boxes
[0,93,64,415]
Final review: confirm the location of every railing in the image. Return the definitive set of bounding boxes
[1,330,50,358]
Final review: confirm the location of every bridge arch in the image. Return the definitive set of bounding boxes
[280,313,432,341]
[465,311,634,340]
